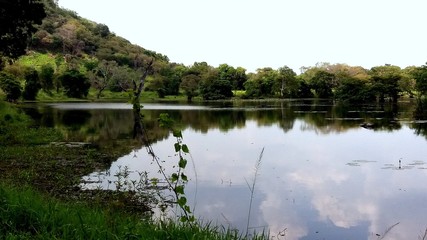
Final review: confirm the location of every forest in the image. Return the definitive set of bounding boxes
[2,0,427,104]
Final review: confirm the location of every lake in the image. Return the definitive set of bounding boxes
[22,100,427,240]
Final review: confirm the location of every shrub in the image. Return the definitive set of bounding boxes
[0,72,21,102]
[22,68,41,100]
[59,69,90,98]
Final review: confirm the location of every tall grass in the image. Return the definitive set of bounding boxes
[245,147,265,237]
[0,184,266,239]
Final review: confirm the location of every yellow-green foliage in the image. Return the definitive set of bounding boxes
[18,52,59,70]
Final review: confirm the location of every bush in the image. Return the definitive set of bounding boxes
[22,68,41,100]
[39,64,55,92]
[59,70,90,98]
[0,72,22,102]
[335,77,375,103]
[201,79,233,100]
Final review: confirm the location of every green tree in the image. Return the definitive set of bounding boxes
[180,74,200,102]
[39,64,55,93]
[414,64,427,98]
[244,68,279,98]
[234,67,248,90]
[216,64,248,92]
[294,78,314,98]
[0,0,46,69]
[148,75,166,98]
[277,66,298,98]
[0,72,21,102]
[94,23,110,38]
[148,63,185,97]
[217,64,234,81]
[23,68,41,100]
[400,66,417,98]
[310,70,335,98]
[243,78,261,98]
[59,69,90,98]
[166,64,186,95]
[89,60,118,98]
[369,65,402,102]
[109,65,139,92]
[335,77,375,103]
[200,68,233,100]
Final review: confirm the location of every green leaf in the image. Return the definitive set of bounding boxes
[180,216,187,223]
[178,196,187,206]
[171,173,178,182]
[181,173,188,181]
[178,158,187,168]
[174,143,181,152]
[175,185,184,194]
[184,205,192,214]
[173,130,182,138]
[182,144,189,153]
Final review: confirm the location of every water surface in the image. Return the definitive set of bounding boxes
[24,100,427,239]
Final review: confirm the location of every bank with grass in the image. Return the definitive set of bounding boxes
[0,101,265,239]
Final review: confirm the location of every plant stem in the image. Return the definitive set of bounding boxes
[246,147,264,236]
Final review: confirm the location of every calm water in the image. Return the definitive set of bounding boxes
[23,100,427,240]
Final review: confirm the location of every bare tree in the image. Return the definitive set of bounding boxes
[131,57,154,140]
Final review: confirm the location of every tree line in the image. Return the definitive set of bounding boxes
[1,0,427,103]
[3,59,427,103]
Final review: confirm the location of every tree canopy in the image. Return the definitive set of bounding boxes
[0,0,46,69]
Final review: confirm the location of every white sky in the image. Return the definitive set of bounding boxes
[58,0,427,73]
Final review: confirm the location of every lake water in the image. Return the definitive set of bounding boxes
[23,100,427,240]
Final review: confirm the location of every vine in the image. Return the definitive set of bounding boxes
[157,113,195,223]
[137,112,195,224]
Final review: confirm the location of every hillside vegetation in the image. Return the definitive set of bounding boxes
[1,0,427,103]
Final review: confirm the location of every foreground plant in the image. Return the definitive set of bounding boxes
[153,113,195,224]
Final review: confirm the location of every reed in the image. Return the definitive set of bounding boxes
[245,147,265,237]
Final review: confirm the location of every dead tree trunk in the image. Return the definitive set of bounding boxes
[132,58,154,140]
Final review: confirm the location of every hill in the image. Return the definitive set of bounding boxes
[31,0,169,66]
[2,0,427,103]
[0,0,188,101]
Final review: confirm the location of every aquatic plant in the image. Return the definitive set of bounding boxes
[245,147,265,237]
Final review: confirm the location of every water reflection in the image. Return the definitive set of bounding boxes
[20,100,427,239]
[80,121,427,239]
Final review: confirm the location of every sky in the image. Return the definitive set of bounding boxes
[58,0,427,73]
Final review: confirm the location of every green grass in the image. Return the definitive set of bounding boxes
[0,101,268,239]
[36,89,91,102]
[0,184,263,239]
[35,89,199,103]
